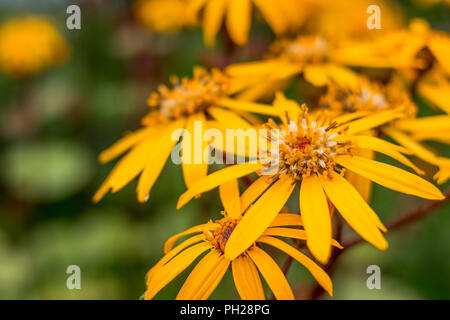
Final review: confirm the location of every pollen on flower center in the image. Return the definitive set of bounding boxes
[210,216,240,253]
[320,81,417,117]
[268,36,329,64]
[144,67,229,124]
[266,107,352,181]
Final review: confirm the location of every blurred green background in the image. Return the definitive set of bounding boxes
[0,0,449,299]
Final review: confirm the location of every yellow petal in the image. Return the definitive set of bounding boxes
[417,70,450,114]
[232,254,265,300]
[240,175,272,213]
[252,0,286,35]
[225,175,295,260]
[136,119,185,202]
[429,34,450,76]
[147,234,205,281]
[203,0,227,46]
[226,0,251,45]
[351,135,424,174]
[236,78,288,101]
[176,249,230,300]
[177,163,262,209]
[345,147,373,202]
[219,179,241,218]
[262,228,343,249]
[413,130,450,144]
[93,129,163,202]
[334,111,370,125]
[434,157,450,184]
[274,91,302,125]
[258,236,333,296]
[395,115,450,132]
[318,172,388,250]
[145,242,211,300]
[164,222,219,254]
[98,127,157,163]
[217,97,280,117]
[247,246,294,300]
[346,109,402,135]
[383,127,441,165]
[337,155,444,200]
[208,106,252,130]
[226,59,286,76]
[300,174,332,264]
[303,64,329,87]
[269,213,303,227]
[182,114,208,189]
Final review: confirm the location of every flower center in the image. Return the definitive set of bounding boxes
[143,67,228,124]
[266,108,352,181]
[269,36,329,64]
[211,217,240,253]
[320,82,416,117]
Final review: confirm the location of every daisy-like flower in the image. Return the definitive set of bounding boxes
[187,0,305,46]
[145,185,337,300]
[0,16,69,77]
[177,95,444,264]
[225,33,423,101]
[318,73,450,184]
[94,67,278,203]
[133,0,197,32]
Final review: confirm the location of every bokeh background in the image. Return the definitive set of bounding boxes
[0,0,449,299]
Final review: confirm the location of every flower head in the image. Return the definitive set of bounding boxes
[133,0,197,32]
[319,78,417,118]
[94,67,277,203]
[266,108,351,180]
[0,16,69,77]
[143,67,229,124]
[177,95,444,264]
[145,190,336,300]
[267,36,329,65]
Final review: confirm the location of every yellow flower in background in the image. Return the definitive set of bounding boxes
[188,0,307,46]
[145,187,336,300]
[94,67,278,203]
[225,32,425,101]
[318,73,450,184]
[0,16,69,77]
[305,0,404,40]
[177,95,444,264]
[133,0,197,32]
[319,76,417,118]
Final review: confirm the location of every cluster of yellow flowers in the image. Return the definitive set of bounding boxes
[96,0,449,299]
[0,16,69,78]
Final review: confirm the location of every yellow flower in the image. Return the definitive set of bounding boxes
[0,16,69,77]
[225,33,423,101]
[177,95,444,264]
[317,74,450,184]
[319,76,417,118]
[133,0,197,32]
[306,0,404,40]
[145,187,337,300]
[317,75,422,200]
[94,67,277,203]
[188,0,304,46]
